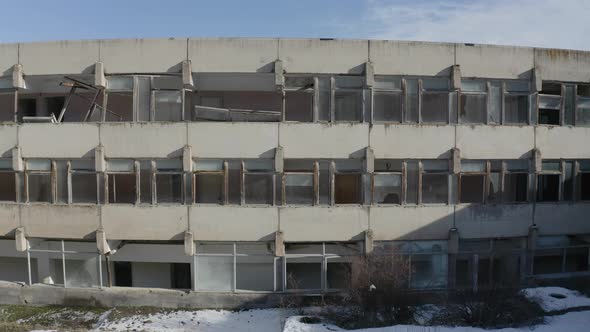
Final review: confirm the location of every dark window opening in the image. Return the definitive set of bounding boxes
[286,262,322,290]
[537,174,560,202]
[334,174,361,204]
[156,173,183,204]
[244,174,273,205]
[195,173,224,204]
[421,93,448,123]
[285,91,313,122]
[46,97,65,120]
[539,108,560,125]
[105,92,133,122]
[460,94,486,124]
[0,172,16,201]
[504,174,528,202]
[108,174,136,204]
[71,173,97,203]
[460,175,485,203]
[227,162,241,204]
[326,262,351,289]
[27,173,51,203]
[0,92,15,122]
[581,173,590,201]
[421,174,448,204]
[373,92,402,122]
[17,98,37,122]
[114,261,132,287]
[504,95,528,124]
[171,263,191,289]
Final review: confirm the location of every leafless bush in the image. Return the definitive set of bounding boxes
[278,273,305,313]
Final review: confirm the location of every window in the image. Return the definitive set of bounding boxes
[537,161,561,202]
[504,81,529,125]
[579,161,590,200]
[153,90,182,122]
[283,160,314,205]
[460,160,486,203]
[70,160,97,204]
[373,76,402,122]
[193,159,224,204]
[105,76,134,122]
[155,159,183,204]
[538,82,562,125]
[244,160,274,205]
[421,78,449,124]
[372,160,402,204]
[26,159,52,203]
[460,159,529,204]
[421,160,449,204]
[0,90,16,122]
[334,160,362,204]
[0,159,16,202]
[334,76,363,122]
[576,85,590,127]
[504,160,529,203]
[460,79,487,124]
[107,159,136,204]
[533,236,590,275]
[284,76,314,122]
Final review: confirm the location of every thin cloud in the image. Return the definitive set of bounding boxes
[361,0,590,50]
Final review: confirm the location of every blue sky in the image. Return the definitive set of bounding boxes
[1,0,588,50]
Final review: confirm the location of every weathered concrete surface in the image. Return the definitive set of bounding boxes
[101,205,188,241]
[19,40,99,75]
[0,203,18,237]
[0,124,17,158]
[19,124,99,159]
[370,205,454,241]
[535,126,590,159]
[189,38,278,73]
[279,39,368,74]
[20,204,100,239]
[279,206,368,241]
[456,125,534,159]
[455,204,533,239]
[369,40,454,76]
[189,206,278,241]
[100,38,187,74]
[0,282,285,309]
[281,123,369,159]
[370,124,454,159]
[456,44,533,79]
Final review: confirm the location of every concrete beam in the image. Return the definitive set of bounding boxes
[451,65,461,90]
[364,61,374,87]
[12,146,22,172]
[94,62,106,88]
[274,146,284,173]
[184,231,194,256]
[96,228,111,255]
[182,60,194,88]
[275,231,285,257]
[12,64,24,89]
[364,229,373,254]
[274,60,284,89]
[95,145,106,172]
[15,227,27,252]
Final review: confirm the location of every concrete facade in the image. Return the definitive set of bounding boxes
[0,38,589,297]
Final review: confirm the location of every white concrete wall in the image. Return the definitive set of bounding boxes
[370,205,454,241]
[101,205,187,241]
[19,124,99,158]
[279,39,367,74]
[189,123,278,159]
[535,126,590,159]
[455,204,533,239]
[0,125,17,158]
[100,123,186,158]
[456,44,533,79]
[535,48,590,83]
[370,125,454,159]
[0,204,19,237]
[456,125,534,159]
[535,203,590,235]
[190,206,277,241]
[20,205,99,239]
[281,123,368,159]
[279,207,368,241]
[370,41,454,76]
[19,40,99,75]
[100,39,187,74]
[189,38,278,73]
[132,262,171,288]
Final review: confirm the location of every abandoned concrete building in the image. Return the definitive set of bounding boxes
[0,38,589,295]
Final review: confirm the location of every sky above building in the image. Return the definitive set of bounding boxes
[0,0,588,50]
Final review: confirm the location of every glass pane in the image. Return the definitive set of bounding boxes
[71,159,94,171]
[505,95,528,124]
[236,256,274,291]
[506,81,529,92]
[373,174,401,204]
[227,161,241,204]
[244,174,273,204]
[488,82,502,124]
[563,161,574,201]
[195,173,223,204]
[334,91,361,121]
[335,76,363,88]
[460,175,485,203]
[537,174,560,202]
[244,160,273,172]
[461,160,486,172]
[285,76,313,88]
[108,173,136,204]
[0,159,11,170]
[421,174,448,204]
[318,161,330,205]
[285,174,314,205]
[576,98,590,127]
[373,91,402,122]
[462,80,486,92]
[156,159,182,171]
[26,159,51,171]
[139,161,152,204]
[334,173,361,204]
[542,161,560,171]
[488,172,501,203]
[284,159,314,172]
[538,94,561,109]
[107,159,134,172]
[196,256,233,291]
[55,160,68,204]
[410,254,448,289]
[374,76,402,90]
[406,161,418,204]
[154,90,182,122]
[72,173,97,203]
[460,94,486,124]
[504,173,528,203]
[421,93,448,123]
[317,77,331,122]
[193,159,223,172]
[422,160,449,171]
[506,159,529,171]
[423,78,449,91]
[285,91,313,122]
[564,85,575,126]
[105,92,133,122]
[156,173,183,203]
[28,174,51,202]
[405,79,419,123]
[334,159,362,172]
[374,159,402,172]
[286,257,322,290]
[107,76,133,91]
[326,259,352,289]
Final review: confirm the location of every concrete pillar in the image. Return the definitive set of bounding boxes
[364,61,374,88]
[94,62,106,88]
[15,227,28,252]
[274,146,284,173]
[274,60,284,89]
[182,60,194,88]
[12,64,24,89]
[532,148,542,173]
[447,227,459,289]
[183,145,193,172]
[275,231,285,257]
[184,231,194,256]
[532,68,542,93]
[94,145,106,173]
[12,146,23,171]
[451,65,461,90]
[96,228,111,255]
[365,147,374,173]
[364,229,374,255]
[451,148,461,174]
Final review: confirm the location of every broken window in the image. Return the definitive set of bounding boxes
[138,160,152,204]
[373,76,402,122]
[579,161,590,201]
[421,78,449,124]
[504,160,529,203]
[193,89,282,122]
[105,76,134,122]
[406,160,419,204]
[244,160,274,205]
[26,159,52,203]
[107,159,136,204]
[460,80,486,124]
[283,159,314,205]
[405,79,419,123]
[284,76,314,122]
[460,160,486,203]
[114,261,133,287]
[155,159,183,204]
[373,159,402,204]
[0,89,16,122]
[70,160,97,204]
[421,160,449,204]
[334,160,362,204]
[318,161,331,205]
[193,159,224,204]
[0,159,16,202]
[487,161,502,203]
[151,76,184,122]
[333,76,363,122]
[17,98,37,122]
[504,81,529,125]
[537,161,561,202]
[538,82,562,125]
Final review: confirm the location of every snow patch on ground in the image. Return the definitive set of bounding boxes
[522,287,590,312]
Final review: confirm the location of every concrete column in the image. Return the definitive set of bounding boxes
[15,227,27,252]
[365,147,374,173]
[12,64,24,89]
[364,229,374,255]
[274,60,284,89]
[448,227,459,289]
[275,231,285,257]
[451,148,461,174]
[183,145,193,172]
[96,228,111,255]
[532,148,542,173]
[94,145,106,172]
[274,146,284,173]
[532,68,542,93]
[364,61,374,88]
[184,231,194,256]
[94,62,106,88]
[12,146,23,172]
[182,60,194,88]
[451,65,461,90]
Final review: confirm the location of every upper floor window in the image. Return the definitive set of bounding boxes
[459,159,529,204]
[0,158,16,202]
[538,82,590,127]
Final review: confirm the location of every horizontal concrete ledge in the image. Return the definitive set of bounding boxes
[0,282,287,309]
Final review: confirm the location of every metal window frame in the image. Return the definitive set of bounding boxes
[105,159,138,205]
[24,161,53,204]
[419,160,451,205]
[154,160,184,205]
